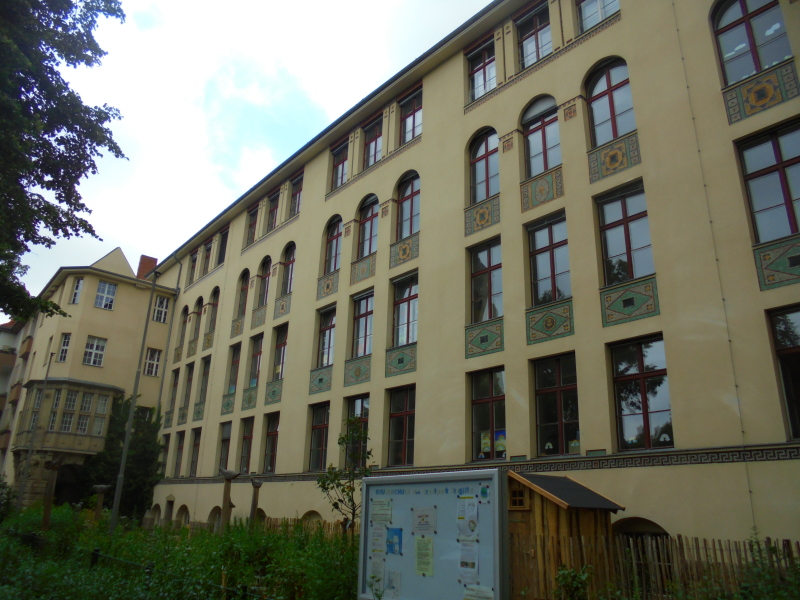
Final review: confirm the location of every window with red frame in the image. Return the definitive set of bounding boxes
[182,362,194,408]
[192,297,203,340]
[257,257,271,308]
[188,251,198,284]
[517,3,552,69]
[267,191,279,233]
[236,270,250,318]
[309,403,329,471]
[347,396,369,467]
[535,353,580,456]
[198,356,211,405]
[523,96,561,178]
[290,175,303,216]
[245,204,258,246]
[587,59,636,148]
[740,123,800,244]
[189,428,201,476]
[714,0,790,86]
[170,369,179,410]
[174,431,184,477]
[353,293,374,357]
[358,199,379,258]
[470,130,499,204]
[598,185,653,286]
[471,239,503,323]
[273,325,288,381]
[219,421,232,470]
[239,417,254,474]
[400,91,422,144]
[318,309,336,367]
[472,368,506,460]
[332,142,348,190]
[201,239,213,276]
[363,119,382,169]
[467,41,496,101]
[263,412,280,473]
[397,174,420,240]
[325,218,343,274]
[529,213,570,306]
[388,387,415,466]
[393,275,418,347]
[577,0,619,33]
[771,307,800,438]
[208,288,219,333]
[179,306,189,346]
[613,337,672,450]
[228,344,241,395]
[248,335,263,388]
[217,228,229,266]
[281,245,295,295]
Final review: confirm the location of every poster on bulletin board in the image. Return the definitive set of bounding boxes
[358,469,505,600]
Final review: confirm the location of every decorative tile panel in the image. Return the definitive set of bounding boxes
[344,356,371,387]
[231,317,244,338]
[221,393,235,415]
[173,345,182,364]
[526,299,574,344]
[187,338,198,357]
[192,402,205,422]
[251,306,267,329]
[521,167,564,213]
[464,195,500,236]
[177,406,188,426]
[386,343,417,377]
[274,293,291,319]
[317,271,339,300]
[163,410,173,428]
[350,254,376,284]
[465,318,504,358]
[588,132,641,184]
[754,234,800,290]
[202,331,214,351]
[242,386,257,411]
[309,366,333,395]
[601,276,660,327]
[264,380,283,405]
[725,61,798,124]
[390,233,420,268]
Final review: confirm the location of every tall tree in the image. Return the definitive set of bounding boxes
[0,0,126,321]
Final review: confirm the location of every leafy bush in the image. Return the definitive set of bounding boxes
[0,473,14,524]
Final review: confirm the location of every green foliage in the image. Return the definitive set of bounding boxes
[80,398,163,520]
[0,473,15,524]
[316,416,373,525]
[556,565,593,600]
[0,0,126,321]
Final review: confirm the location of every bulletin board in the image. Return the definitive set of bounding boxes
[358,469,505,600]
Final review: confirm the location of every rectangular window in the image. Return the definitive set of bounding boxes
[400,91,422,144]
[94,281,117,310]
[363,119,383,169]
[263,412,280,473]
[353,294,374,357]
[183,363,194,407]
[598,185,653,286]
[190,428,201,477]
[83,336,107,367]
[76,414,90,435]
[577,0,620,33]
[170,369,180,409]
[92,417,105,436]
[267,191,280,233]
[347,396,369,468]
[240,417,254,474]
[34,389,43,408]
[331,142,349,190]
[219,422,232,470]
[80,393,93,413]
[309,403,330,471]
[318,309,336,367]
[771,307,800,438]
[613,337,672,450]
[188,251,198,284]
[517,3,552,69]
[153,296,169,323]
[217,228,229,266]
[290,175,303,217]
[48,411,58,431]
[393,276,418,347]
[161,434,170,477]
[245,204,259,246]
[273,325,288,381]
[57,333,71,362]
[249,335,263,387]
[468,40,496,101]
[65,390,78,411]
[198,357,211,405]
[535,354,580,456]
[529,214,570,306]
[70,277,83,304]
[174,431,185,477]
[96,395,109,415]
[472,368,506,460]
[30,411,38,429]
[741,124,800,244]
[228,344,241,394]
[53,389,61,409]
[60,412,73,432]
[388,387,415,466]
[471,239,503,323]
[145,348,162,377]
[201,240,213,276]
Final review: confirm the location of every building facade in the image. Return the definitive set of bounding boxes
[2,249,175,505]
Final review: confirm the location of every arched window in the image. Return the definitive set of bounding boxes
[236,270,250,318]
[281,244,296,296]
[358,198,379,258]
[713,0,790,86]
[587,59,636,148]
[257,257,271,308]
[179,307,189,346]
[397,173,421,240]
[325,218,342,274]
[523,96,561,178]
[192,297,203,340]
[470,130,499,204]
[207,288,220,333]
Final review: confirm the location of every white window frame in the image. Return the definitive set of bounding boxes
[83,336,107,367]
[153,295,170,323]
[60,412,73,432]
[93,417,105,436]
[48,411,58,432]
[70,277,83,304]
[57,333,71,362]
[96,395,109,414]
[65,390,78,410]
[145,348,162,377]
[80,393,93,412]
[76,414,90,434]
[94,281,117,310]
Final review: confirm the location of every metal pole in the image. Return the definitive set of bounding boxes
[16,351,55,511]
[109,271,160,533]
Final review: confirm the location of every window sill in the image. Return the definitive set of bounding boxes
[526,296,573,312]
[599,272,656,293]
[465,315,504,330]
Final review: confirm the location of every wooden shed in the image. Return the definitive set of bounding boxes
[507,471,625,599]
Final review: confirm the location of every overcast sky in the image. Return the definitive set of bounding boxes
[6,0,493,321]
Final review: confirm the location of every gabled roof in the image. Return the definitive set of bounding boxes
[508,471,625,513]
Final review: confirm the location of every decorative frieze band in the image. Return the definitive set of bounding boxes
[588,131,641,184]
[466,318,504,358]
[350,254,376,284]
[386,343,417,377]
[601,276,660,327]
[754,234,800,291]
[309,366,333,395]
[465,195,500,236]
[526,299,574,344]
[390,233,420,269]
[725,60,798,124]
[274,294,292,319]
[521,167,564,213]
[344,356,371,387]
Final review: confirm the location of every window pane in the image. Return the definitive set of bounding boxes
[756,34,792,71]
[564,422,581,454]
[743,140,776,173]
[642,339,667,371]
[615,108,637,138]
[535,359,558,389]
[603,225,627,258]
[616,381,643,415]
[646,376,671,412]
[772,310,800,349]
[561,354,577,385]
[724,51,757,84]
[537,392,558,423]
[608,62,628,86]
[718,25,752,65]
[746,0,772,11]
[562,389,579,421]
[473,371,492,399]
[493,370,505,396]
[534,227,550,249]
[602,200,623,224]
[472,403,492,459]
[748,172,785,211]
[538,423,559,455]
[779,129,800,161]
[472,248,489,272]
[632,246,654,279]
[649,411,673,447]
[554,245,570,274]
[755,205,792,242]
[552,220,567,243]
[535,252,552,279]
[620,414,646,449]
[614,344,640,375]
[718,1,743,28]
[785,164,800,201]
